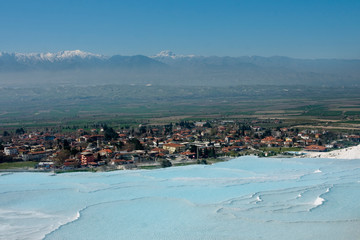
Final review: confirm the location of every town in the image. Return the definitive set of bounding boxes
[1,118,360,172]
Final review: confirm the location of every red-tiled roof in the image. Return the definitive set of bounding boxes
[180,151,195,155]
[99,149,112,153]
[262,136,275,141]
[304,145,327,151]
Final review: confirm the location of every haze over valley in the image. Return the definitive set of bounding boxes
[1,50,359,88]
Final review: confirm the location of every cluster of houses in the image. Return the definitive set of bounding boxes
[1,119,359,170]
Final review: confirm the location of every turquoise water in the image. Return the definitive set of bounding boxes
[1,156,360,240]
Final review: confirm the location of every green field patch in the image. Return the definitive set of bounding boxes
[338,120,360,124]
[172,162,199,167]
[338,106,360,109]
[345,111,360,116]
[1,86,360,127]
[0,161,37,169]
[259,147,302,154]
[302,109,342,117]
[138,165,161,170]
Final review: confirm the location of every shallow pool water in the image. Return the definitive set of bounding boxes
[1,156,359,240]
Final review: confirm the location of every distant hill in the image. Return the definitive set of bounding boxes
[0,50,359,87]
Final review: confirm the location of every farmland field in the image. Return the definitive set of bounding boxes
[0,85,359,130]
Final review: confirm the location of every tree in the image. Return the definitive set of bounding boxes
[3,131,10,136]
[201,159,208,165]
[54,150,71,167]
[263,129,272,137]
[70,148,80,156]
[203,148,209,158]
[15,128,25,135]
[104,126,118,141]
[139,126,147,134]
[209,148,216,158]
[161,159,172,168]
[0,152,14,163]
[114,141,124,151]
[197,159,208,165]
[63,139,71,151]
[164,124,173,134]
[129,138,144,150]
[190,145,197,153]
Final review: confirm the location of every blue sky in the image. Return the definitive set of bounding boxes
[0,0,359,58]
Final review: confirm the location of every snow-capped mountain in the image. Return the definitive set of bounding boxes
[0,50,166,72]
[7,50,106,63]
[0,49,359,87]
[152,50,177,59]
[151,50,196,61]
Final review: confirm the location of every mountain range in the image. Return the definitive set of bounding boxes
[0,50,359,87]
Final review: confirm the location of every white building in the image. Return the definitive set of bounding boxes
[4,147,18,156]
